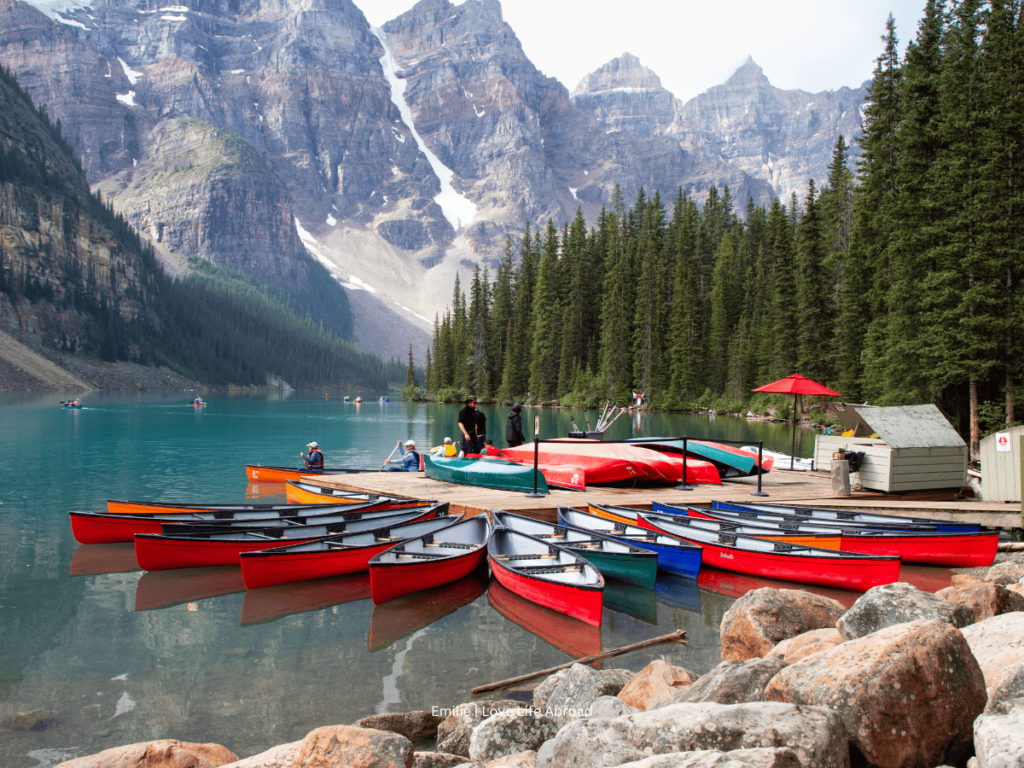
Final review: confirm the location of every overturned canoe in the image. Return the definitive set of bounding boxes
[134,505,447,571]
[240,513,462,590]
[488,527,604,626]
[628,438,773,478]
[637,511,901,591]
[557,506,702,580]
[369,515,491,604]
[424,455,549,493]
[493,510,658,587]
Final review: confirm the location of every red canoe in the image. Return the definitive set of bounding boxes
[369,516,492,604]
[134,506,446,571]
[70,499,430,544]
[239,514,461,590]
[682,505,999,567]
[637,512,901,592]
[488,528,604,626]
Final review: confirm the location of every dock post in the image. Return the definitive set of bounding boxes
[526,436,545,497]
[751,441,769,497]
[675,437,693,491]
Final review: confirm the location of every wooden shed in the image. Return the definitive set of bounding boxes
[813,404,968,493]
[978,425,1024,502]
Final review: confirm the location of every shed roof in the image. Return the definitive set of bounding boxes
[851,404,966,449]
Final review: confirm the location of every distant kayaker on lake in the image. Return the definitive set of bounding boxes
[458,396,479,455]
[300,441,324,472]
[506,403,525,448]
[385,440,421,471]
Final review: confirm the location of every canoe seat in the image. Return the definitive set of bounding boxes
[517,564,583,573]
[327,543,354,550]
[772,542,797,552]
[495,554,558,561]
[535,533,567,539]
[425,541,478,549]
[396,552,448,559]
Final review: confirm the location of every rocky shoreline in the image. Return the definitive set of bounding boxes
[36,563,1024,768]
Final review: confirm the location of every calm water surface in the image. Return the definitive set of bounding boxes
[0,393,843,766]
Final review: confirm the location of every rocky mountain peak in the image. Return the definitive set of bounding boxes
[571,52,665,96]
[724,56,771,88]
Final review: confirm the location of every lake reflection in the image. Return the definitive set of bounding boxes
[0,392,835,767]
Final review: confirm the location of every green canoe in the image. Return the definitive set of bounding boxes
[423,455,549,494]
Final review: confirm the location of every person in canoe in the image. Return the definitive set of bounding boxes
[505,403,525,448]
[457,396,479,455]
[385,440,421,471]
[300,441,324,472]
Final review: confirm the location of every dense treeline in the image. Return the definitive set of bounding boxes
[427,0,1023,457]
[0,65,399,390]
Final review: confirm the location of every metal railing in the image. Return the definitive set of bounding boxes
[524,436,771,498]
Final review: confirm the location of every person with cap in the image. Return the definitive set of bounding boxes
[300,441,324,472]
[386,440,422,471]
[432,437,458,457]
[457,396,479,455]
[506,403,525,448]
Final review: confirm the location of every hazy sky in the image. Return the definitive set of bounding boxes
[357,0,929,101]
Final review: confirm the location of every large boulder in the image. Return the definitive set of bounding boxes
[935,584,1024,622]
[221,743,301,768]
[54,740,237,768]
[436,701,523,757]
[960,612,1024,695]
[590,696,638,720]
[534,701,849,768]
[533,664,635,725]
[952,574,986,588]
[986,659,1024,714]
[985,562,1024,586]
[973,708,1024,768]
[355,711,445,744]
[615,750,801,768]
[720,588,847,661]
[468,708,558,765]
[1008,583,1024,598]
[292,725,413,768]
[836,582,974,640]
[766,629,844,666]
[658,658,787,707]
[617,660,696,711]
[485,751,538,768]
[765,619,986,768]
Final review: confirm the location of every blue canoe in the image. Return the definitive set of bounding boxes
[557,506,702,580]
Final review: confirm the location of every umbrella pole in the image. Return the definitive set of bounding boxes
[790,394,797,470]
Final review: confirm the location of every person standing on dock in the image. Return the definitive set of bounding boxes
[458,396,479,455]
[506,403,525,448]
[300,441,324,473]
[475,407,488,454]
[385,440,421,471]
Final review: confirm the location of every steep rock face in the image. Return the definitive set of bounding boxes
[94,119,312,289]
[570,53,676,139]
[667,58,867,201]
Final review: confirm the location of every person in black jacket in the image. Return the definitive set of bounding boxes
[457,396,479,455]
[474,408,488,454]
[505,403,525,447]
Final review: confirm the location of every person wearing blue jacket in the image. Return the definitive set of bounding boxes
[385,440,421,471]
[300,441,324,472]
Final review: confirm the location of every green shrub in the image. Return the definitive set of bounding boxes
[435,387,467,404]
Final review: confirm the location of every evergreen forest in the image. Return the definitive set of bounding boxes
[426,0,1023,457]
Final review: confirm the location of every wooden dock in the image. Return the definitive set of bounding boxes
[301,468,1022,530]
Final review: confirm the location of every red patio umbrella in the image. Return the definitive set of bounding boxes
[752,373,841,470]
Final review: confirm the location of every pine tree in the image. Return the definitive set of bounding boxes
[490,238,515,396]
[795,180,833,384]
[707,231,738,394]
[405,344,416,387]
[769,198,798,378]
[669,192,701,401]
[529,220,562,399]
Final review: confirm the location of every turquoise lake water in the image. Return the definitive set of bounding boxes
[0,392,826,766]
